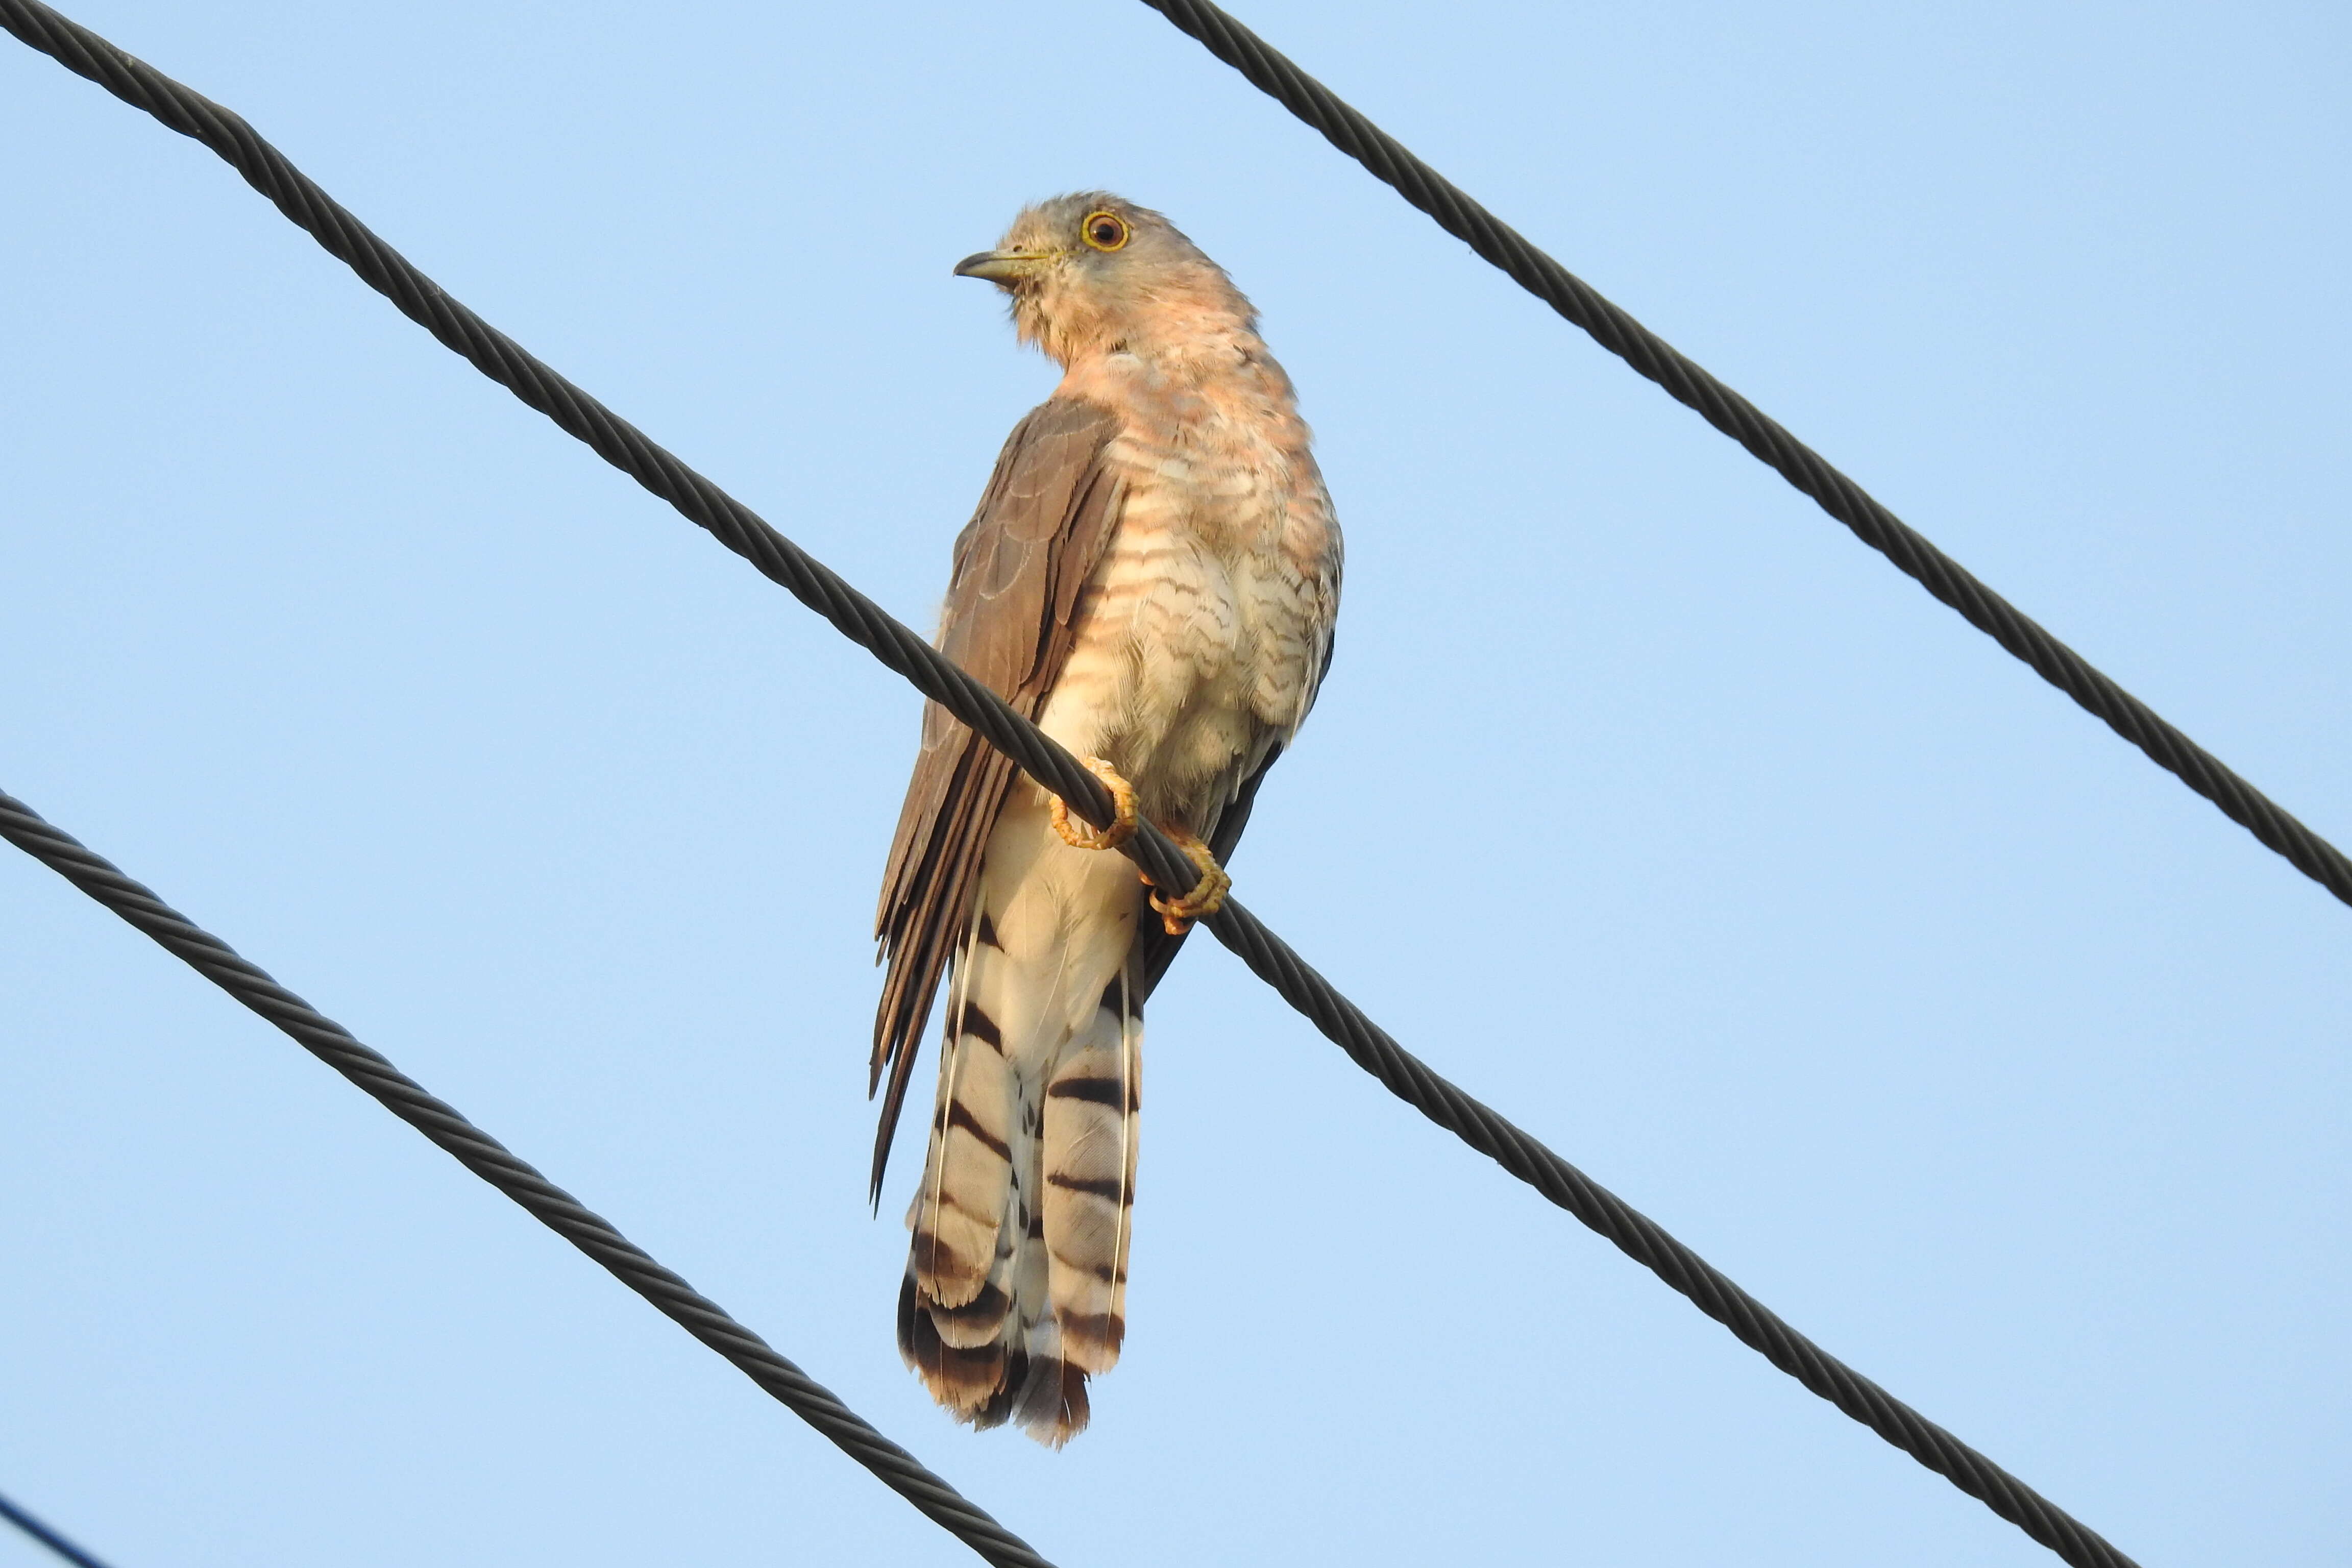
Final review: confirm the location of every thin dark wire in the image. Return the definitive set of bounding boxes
[0,1488,117,1568]
[0,5,2138,1564]
[0,790,1056,1568]
[1136,0,2352,914]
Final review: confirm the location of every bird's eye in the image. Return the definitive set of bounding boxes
[1080,210,1130,252]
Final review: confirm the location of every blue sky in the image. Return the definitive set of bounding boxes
[3,1,2345,1563]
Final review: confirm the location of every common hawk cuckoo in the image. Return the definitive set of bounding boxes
[872,193,1341,1444]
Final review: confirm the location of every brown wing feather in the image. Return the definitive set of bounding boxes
[870,397,1127,1198]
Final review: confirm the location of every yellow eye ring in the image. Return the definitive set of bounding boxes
[1080,210,1130,252]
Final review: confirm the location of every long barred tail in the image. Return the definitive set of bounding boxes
[898,803,1142,1446]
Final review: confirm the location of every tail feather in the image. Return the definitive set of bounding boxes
[909,957,1016,1312]
[1041,975,1140,1375]
[897,797,1141,1446]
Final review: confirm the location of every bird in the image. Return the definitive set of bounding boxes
[870,193,1341,1445]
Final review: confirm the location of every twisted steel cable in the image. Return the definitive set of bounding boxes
[0,4,2140,1564]
[0,790,1057,1568]
[0,1488,118,1568]
[1137,0,2352,913]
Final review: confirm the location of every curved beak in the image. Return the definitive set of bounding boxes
[953,249,1052,285]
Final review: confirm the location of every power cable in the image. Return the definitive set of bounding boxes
[0,790,1058,1568]
[0,1488,118,1568]
[0,6,2143,1564]
[1135,0,2352,912]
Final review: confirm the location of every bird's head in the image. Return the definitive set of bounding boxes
[954,192,1256,369]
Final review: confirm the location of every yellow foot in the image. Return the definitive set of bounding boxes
[1143,830,1231,936]
[1051,757,1138,851]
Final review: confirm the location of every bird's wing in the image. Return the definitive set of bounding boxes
[870,396,1128,1197]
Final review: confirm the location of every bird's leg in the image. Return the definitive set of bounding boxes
[1142,829,1231,936]
[1050,757,1139,851]
[1049,763,1228,933]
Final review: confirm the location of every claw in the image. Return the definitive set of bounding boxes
[1051,757,1138,851]
[1142,830,1230,936]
